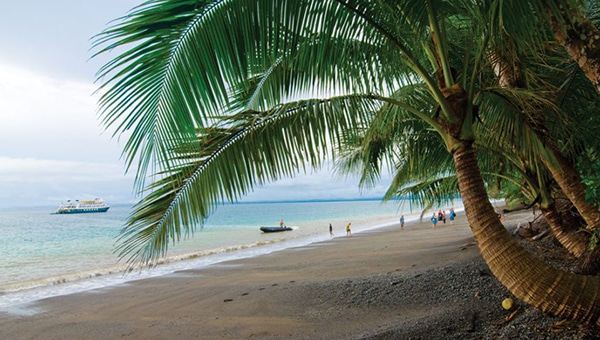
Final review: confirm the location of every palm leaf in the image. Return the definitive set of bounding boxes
[115,95,380,266]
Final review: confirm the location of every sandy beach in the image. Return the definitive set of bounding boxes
[0,209,592,339]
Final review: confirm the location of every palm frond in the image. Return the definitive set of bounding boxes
[94,0,598,268]
[115,94,380,267]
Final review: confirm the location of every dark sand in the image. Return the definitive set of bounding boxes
[0,209,596,339]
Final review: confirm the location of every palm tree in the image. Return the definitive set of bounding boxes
[336,74,594,261]
[532,1,600,244]
[94,0,600,324]
[488,18,600,271]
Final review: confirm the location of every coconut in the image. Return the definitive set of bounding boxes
[502,297,514,310]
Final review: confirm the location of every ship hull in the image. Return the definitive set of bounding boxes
[56,207,110,214]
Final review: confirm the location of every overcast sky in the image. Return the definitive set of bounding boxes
[0,1,391,209]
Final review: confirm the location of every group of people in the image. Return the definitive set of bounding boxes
[399,208,457,230]
[430,208,456,229]
[315,208,459,238]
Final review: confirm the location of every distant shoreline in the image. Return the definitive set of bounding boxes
[1,196,465,210]
[226,196,462,205]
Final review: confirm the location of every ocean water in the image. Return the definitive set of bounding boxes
[0,199,443,310]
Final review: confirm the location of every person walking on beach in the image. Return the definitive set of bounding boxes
[400,215,405,230]
[346,222,352,236]
[431,213,438,229]
[329,223,334,237]
[449,208,456,225]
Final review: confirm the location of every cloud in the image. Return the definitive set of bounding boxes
[242,165,391,202]
[0,157,123,182]
[0,62,135,208]
[0,156,134,208]
[0,0,396,209]
[0,62,392,209]
[0,62,117,161]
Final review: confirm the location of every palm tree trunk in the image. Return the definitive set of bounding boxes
[540,203,588,258]
[490,43,600,231]
[551,195,600,275]
[546,4,600,94]
[453,143,600,325]
[542,191,600,275]
[543,150,600,230]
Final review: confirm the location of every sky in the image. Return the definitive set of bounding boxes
[0,1,391,209]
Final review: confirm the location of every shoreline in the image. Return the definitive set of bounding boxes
[0,200,461,302]
[0,218,403,310]
[2,207,581,339]
[0,201,442,309]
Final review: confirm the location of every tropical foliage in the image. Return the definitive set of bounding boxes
[94,0,600,325]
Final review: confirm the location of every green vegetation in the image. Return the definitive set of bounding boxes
[94,0,600,325]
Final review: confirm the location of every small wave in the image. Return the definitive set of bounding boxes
[158,238,290,264]
[0,234,306,309]
[0,210,420,310]
[0,263,129,295]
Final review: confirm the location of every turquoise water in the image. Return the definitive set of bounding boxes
[0,200,447,309]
